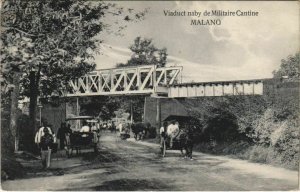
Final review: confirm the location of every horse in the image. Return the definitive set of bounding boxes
[131,122,150,141]
[178,128,194,159]
[162,127,194,159]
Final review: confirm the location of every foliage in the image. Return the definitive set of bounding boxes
[80,95,145,122]
[181,96,267,143]
[181,84,298,169]
[117,37,167,67]
[1,0,146,97]
[112,37,169,123]
[80,96,119,120]
[272,52,300,81]
[1,0,146,154]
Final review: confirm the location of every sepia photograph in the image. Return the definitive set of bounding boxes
[0,0,299,191]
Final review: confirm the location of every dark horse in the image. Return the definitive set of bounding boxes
[131,122,150,140]
[178,128,194,159]
[162,127,194,159]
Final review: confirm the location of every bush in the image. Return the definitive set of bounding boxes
[1,155,25,181]
[17,114,36,152]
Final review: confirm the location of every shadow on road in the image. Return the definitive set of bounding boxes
[93,179,172,191]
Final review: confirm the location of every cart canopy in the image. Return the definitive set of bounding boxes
[163,115,200,127]
[66,116,94,121]
[163,115,198,122]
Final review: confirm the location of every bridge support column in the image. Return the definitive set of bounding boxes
[156,98,161,138]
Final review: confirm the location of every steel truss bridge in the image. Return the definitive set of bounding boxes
[67,65,182,97]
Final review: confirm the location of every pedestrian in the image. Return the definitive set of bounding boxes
[112,122,116,133]
[57,123,65,149]
[57,122,72,150]
[65,124,72,147]
[40,127,54,169]
[160,122,168,149]
[35,122,55,145]
[67,124,72,133]
[118,123,123,133]
[91,122,99,142]
[185,125,195,160]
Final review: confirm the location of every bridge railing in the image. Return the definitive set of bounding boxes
[67,65,182,96]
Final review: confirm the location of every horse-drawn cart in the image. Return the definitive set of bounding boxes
[65,116,99,157]
[160,115,200,158]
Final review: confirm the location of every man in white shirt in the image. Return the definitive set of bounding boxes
[166,121,179,148]
[35,122,56,145]
[80,122,90,132]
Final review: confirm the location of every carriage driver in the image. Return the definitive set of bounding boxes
[166,121,179,148]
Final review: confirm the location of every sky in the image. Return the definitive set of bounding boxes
[95,1,299,82]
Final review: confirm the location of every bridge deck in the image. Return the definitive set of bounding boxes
[168,79,269,98]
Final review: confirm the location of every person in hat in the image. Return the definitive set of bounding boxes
[40,127,54,169]
[35,122,55,146]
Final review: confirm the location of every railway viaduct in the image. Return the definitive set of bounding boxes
[40,65,299,131]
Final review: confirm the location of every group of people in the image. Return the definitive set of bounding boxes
[99,122,118,133]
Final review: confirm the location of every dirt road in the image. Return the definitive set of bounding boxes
[2,133,299,191]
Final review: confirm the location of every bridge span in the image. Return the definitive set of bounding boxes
[67,65,182,97]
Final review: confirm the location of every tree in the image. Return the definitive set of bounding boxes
[79,96,120,121]
[1,0,146,151]
[273,52,300,80]
[114,37,168,123]
[117,36,167,67]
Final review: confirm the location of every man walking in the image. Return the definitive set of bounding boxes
[160,122,168,149]
[57,123,69,150]
[40,128,54,169]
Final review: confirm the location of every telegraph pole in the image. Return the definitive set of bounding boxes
[156,97,161,131]
[130,100,133,124]
[151,94,168,138]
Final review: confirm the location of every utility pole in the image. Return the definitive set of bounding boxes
[151,94,167,138]
[76,97,80,129]
[156,97,161,137]
[156,98,160,127]
[130,100,133,124]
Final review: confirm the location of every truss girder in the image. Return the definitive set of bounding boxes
[67,65,182,96]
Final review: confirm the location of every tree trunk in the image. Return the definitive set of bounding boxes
[10,72,20,152]
[29,71,39,133]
